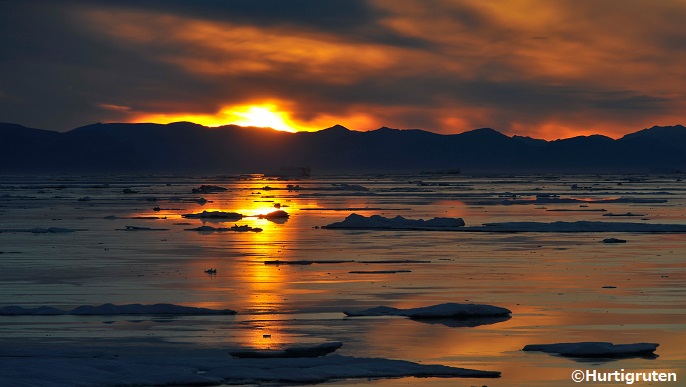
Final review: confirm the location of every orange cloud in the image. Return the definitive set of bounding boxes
[35,1,682,138]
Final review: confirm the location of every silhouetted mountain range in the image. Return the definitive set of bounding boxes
[1,122,685,174]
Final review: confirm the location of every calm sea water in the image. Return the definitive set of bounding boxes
[1,174,684,386]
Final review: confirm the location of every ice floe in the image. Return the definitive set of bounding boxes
[117,226,170,231]
[230,342,343,358]
[324,213,465,230]
[522,342,659,358]
[325,215,686,233]
[185,225,263,233]
[602,238,627,243]
[0,303,236,316]
[256,210,290,220]
[191,185,227,193]
[182,210,244,220]
[470,221,686,233]
[0,227,78,233]
[264,259,354,265]
[486,197,667,205]
[344,303,511,319]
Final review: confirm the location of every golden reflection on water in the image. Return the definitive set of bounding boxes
[131,189,308,349]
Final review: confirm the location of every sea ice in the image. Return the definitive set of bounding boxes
[118,226,170,231]
[229,342,343,358]
[191,185,227,193]
[324,213,465,230]
[344,302,511,319]
[470,221,686,233]
[522,342,659,358]
[185,225,263,233]
[256,210,290,220]
[0,303,236,316]
[602,238,627,243]
[0,347,500,386]
[182,210,244,220]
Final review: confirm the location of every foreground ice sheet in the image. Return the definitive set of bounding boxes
[0,345,500,386]
[522,342,659,358]
[324,213,465,230]
[0,303,236,316]
[344,303,511,318]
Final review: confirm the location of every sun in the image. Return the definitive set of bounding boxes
[225,105,294,132]
[132,102,299,132]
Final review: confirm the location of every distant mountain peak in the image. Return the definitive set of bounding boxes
[459,127,509,139]
[321,124,351,133]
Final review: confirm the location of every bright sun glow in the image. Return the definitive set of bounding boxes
[133,103,299,132]
[131,101,379,133]
[227,105,292,132]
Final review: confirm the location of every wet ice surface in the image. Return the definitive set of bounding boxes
[1,174,685,386]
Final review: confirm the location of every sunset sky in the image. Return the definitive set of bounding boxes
[2,0,685,139]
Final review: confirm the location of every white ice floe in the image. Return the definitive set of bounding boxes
[182,210,244,220]
[324,213,465,230]
[0,346,500,386]
[471,221,686,233]
[522,342,659,358]
[0,303,236,316]
[344,303,511,318]
[230,342,343,358]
